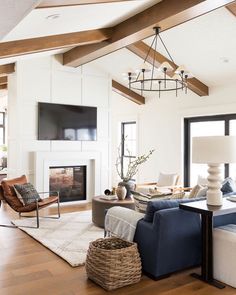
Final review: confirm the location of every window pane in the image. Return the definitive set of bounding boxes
[124,141,136,157]
[230,120,236,135]
[123,157,130,178]
[0,113,3,125]
[124,123,136,140]
[121,122,136,178]
[229,120,236,180]
[0,128,3,145]
[64,129,76,140]
[123,123,136,157]
[190,121,225,186]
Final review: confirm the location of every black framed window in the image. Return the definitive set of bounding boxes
[184,114,236,187]
[121,122,136,179]
[0,112,6,145]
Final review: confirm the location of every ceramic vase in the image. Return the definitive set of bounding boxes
[118,180,136,198]
[116,185,127,200]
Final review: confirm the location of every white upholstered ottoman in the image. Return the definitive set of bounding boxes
[213,224,236,288]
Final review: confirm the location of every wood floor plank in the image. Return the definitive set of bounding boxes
[0,270,52,288]
[0,201,234,295]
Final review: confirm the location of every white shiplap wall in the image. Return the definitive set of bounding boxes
[7,55,111,194]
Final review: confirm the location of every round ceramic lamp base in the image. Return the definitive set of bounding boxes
[206,164,223,206]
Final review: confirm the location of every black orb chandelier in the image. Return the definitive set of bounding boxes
[124,27,192,98]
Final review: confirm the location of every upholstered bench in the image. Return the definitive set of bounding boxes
[214,224,236,288]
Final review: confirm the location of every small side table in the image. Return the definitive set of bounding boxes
[92,196,135,228]
[179,198,236,289]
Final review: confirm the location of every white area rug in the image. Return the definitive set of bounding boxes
[12,210,104,267]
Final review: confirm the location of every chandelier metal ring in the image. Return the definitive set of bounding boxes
[123,26,192,97]
[129,78,186,92]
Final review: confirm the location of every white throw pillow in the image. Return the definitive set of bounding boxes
[189,184,202,198]
[197,175,208,186]
[196,186,208,198]
[157,173,178,186]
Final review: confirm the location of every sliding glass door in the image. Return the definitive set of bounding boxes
[229,120,236,180]
[184,114,236,187]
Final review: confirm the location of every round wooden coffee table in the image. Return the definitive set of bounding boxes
[92,195,135,228]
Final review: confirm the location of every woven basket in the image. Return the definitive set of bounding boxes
[85,237,142,291]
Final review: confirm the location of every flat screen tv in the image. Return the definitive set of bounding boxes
[38,102,97,141]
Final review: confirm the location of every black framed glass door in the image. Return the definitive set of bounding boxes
[184,114,236,187]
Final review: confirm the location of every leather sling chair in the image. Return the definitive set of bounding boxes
[0,175,60,228]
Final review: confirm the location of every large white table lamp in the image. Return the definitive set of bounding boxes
[192,136,236,206]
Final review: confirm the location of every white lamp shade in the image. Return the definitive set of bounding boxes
[175,65,188,74]
[136,63,151,73]
[172,74,181,80]
[192,136,236,164]
[158,61,174,71]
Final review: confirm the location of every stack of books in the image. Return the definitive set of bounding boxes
[100,195,118,201]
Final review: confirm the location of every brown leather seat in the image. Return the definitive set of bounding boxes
[0,175,60,228]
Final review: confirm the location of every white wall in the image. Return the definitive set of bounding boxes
[111,84,236,185]
[7,55,111,194]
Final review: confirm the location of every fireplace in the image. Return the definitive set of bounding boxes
[35,151,100,202]
[49,166,86,202]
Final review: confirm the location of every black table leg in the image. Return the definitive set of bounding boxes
[191,213,225,289]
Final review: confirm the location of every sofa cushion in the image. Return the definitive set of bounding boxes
[196,186,208,198]
[1,175,27,210]
[221,177,236,195]
[189,184,202,198]
[144,197,205,223]
[197,175,208,186]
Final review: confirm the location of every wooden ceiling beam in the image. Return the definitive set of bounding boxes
[0,64,15,77]
[0,76,7,85]
[0,28,112,60]
[63,41,110,66]
[127,41,209,97]
[112,80,145,105]
[37,0,135,8]
[0,84,7,90]
[63,0,236,67]
[226,2,236,16]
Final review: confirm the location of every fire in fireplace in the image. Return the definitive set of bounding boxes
[49,166,86,202]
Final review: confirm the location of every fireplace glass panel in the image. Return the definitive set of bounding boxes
[49,166,86,202]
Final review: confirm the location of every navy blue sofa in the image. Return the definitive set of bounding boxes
[133,198,236,280]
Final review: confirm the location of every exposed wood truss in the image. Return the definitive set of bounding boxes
[0,64,15,77]
[0,64,14,90]
[112,80,145,105]
[127,41,209,97]
[226,1,236,16]
[63,0,235,68]
[0,29,112,59]
[0,84,7,90]
[0,76,7,86]
[37,0,135,8]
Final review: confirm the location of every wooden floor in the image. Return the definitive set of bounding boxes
[0,202,235,295]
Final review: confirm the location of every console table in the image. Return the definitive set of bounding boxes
[179,198,236,289]
[92,196,135,228]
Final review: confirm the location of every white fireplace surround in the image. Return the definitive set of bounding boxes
[34,151,101,202]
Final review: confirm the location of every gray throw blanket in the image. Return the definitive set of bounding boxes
[104,206,144,242]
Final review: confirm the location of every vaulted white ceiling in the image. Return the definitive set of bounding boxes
[0,0,40,41]
[2,0,160,41]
